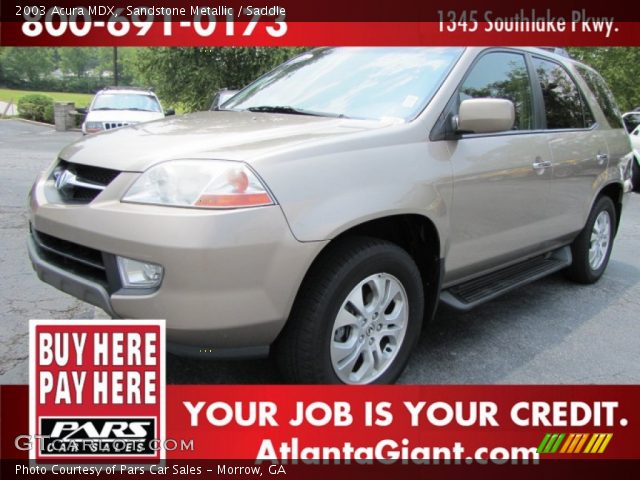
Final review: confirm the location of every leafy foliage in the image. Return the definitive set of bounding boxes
[1,48,54,88]
[568,48,640,112]
[134,47,306,111]
[17,94,54,123]
[1,46,638,115]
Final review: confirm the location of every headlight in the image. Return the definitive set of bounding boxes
[122,160,275,209]
[84,121,103,132]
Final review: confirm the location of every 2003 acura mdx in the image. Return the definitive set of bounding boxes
[28,47,634,384]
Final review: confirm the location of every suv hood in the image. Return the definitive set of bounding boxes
[61,111,392,172]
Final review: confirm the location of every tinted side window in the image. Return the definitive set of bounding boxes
[576,65,625,129]
[533,58,591,129]
[460,52,534,130]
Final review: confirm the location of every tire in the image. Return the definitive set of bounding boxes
[566,196,617,284]
[632,156,640,193]
[273,237,424,384]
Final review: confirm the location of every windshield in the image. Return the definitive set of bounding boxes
[92,93,161,112]
[225,47,464,121]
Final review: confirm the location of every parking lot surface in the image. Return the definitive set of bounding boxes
[1,119,638,384]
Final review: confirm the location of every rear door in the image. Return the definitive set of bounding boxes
[532,56,610,240]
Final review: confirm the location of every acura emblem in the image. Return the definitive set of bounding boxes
[54,169,76,192]
[52,167,106,194]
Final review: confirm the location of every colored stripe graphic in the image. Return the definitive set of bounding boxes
[537,433,551,454]
[569,433,586,453]
[549,433,565,453]
[597,434,614,453]
[559,433,575,453]
[539,433,613,454]
[574,433,589,453]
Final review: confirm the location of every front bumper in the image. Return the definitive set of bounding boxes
[29,171,326,351]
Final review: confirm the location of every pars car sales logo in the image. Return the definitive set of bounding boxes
[29,320,165,461]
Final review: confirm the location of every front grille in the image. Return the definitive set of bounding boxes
[52,160,120,203]
[31,229,111,289]
[104,122,129,130]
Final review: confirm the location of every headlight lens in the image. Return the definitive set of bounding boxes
[84,121,103,132]
[122,160,275,209]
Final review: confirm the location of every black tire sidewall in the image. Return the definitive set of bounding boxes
[632,157,640,193]
[314,245,424,384]
[571,196,617,283]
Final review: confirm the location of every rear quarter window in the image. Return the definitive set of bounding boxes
[575,65,624,129]
[532,57,594,130]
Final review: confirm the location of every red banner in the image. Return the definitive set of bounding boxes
[4,385,640,461]
[2,21,640,46]
[2,1,640,46]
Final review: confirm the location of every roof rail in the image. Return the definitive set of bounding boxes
[101,86,154,92]
[536,47,572,59]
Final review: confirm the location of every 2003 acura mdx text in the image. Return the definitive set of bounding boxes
[28,47,634,384]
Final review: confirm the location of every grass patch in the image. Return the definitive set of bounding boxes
[0,88,93,109]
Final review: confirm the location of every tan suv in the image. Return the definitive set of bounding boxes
[28,47,634,384]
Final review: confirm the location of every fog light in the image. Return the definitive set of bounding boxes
[117,257,164,289]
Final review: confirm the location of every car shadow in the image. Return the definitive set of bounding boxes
[167,260,640,385]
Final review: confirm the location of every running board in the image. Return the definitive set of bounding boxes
[440,246,572,311]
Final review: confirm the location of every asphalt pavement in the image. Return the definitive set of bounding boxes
[1,118,638,384]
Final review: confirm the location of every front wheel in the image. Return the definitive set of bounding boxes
[273,237,424,384]
[566,196,616,284]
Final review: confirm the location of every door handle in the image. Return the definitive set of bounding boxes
[596,153,609,165]
[532,160,552,170]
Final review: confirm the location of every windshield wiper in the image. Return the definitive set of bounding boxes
[246,106,346,118]
[92,107,116,111]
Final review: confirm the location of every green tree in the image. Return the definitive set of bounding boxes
[59,48,101,78]
[568,47,640,112]
[0,47,55,87]
[135,47,306,112]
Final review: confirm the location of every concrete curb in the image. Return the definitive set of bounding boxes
[3,117,82,132]
[10,117,55,128]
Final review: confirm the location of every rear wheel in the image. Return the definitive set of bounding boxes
[632,156,640,193]
[566,196,616,284]
[273,237,424,384]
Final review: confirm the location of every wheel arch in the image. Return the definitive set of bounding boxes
[596,182,624,235]
[285,214,443,329]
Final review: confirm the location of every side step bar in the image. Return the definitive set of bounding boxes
[440,246,572,311]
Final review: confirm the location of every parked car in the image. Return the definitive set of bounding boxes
[622,111,640,134]
[82,87,173,134]
[28,47,633,384]
[210,89,240,111]
[622,113,640,191]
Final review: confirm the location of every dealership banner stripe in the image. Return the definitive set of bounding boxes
[4,1,640,22]
[1,21,640,46]
[2,385,640,462]
[541,433,615,455]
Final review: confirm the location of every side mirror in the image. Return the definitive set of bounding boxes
[164,108,175,116]
[76,107,87,115]
[211,89,239,111]
[455,98,515,134]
